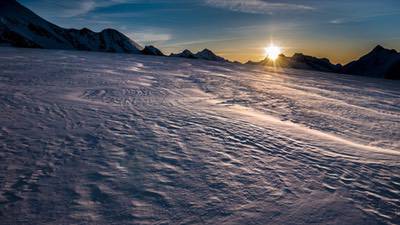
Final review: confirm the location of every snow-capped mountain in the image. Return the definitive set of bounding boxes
[141,45,165,56]
[0,0,143,53]
[194,49,226,62]
[247,53,341,73]
[342,45,400,80]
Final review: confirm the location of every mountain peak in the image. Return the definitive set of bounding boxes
[343,45,400,79]
[169,48,227,62]
[141,45,164,56]
[182,49,194,54]
[194,49,226,62]
[372,45,384,52]
[369,45,398,55]
[80,28,92,34]
[170,49,197,59]
[199,48,212,53]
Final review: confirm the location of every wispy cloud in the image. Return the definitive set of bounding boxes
[128,31,172,44]
[21,0,136,17]
[205,0,314,14]
[63,0,136,17]
[329,11,400,24]
[62,1,96,17]
[163,37,241,47]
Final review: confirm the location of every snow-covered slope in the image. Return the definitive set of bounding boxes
[342,45,400,80]
[248,53,341,73]
[0,47,399,225]
[0,0,143,53]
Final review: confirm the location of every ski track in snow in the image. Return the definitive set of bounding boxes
[0,47,399,225]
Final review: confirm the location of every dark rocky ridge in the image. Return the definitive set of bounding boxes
[342,45,400,80]
[0,0,142,53]
[141,45,165,56]
[170,49,198,59]
[247,53,342,73]
[2,1,399,78]
[247,46,400,80]
[194,49,227,62]
[170,49,227,62]
[0,1,228,62]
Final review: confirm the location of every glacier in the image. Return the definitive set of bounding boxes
[0,47,399,225]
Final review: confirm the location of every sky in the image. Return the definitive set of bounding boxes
[19,0,400,64]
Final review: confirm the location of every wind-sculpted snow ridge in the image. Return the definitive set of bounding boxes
[0,47,400,225]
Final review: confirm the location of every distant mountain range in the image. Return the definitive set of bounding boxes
[0,0,227,62]
[247,46,400,80]
[1,0,399,80]
[170,49,227,62]
[0,0,143,54]
[246,53,342,73]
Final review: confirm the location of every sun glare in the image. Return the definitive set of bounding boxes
[265,44,281,61]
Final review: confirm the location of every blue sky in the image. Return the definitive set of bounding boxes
[19,0,400,63]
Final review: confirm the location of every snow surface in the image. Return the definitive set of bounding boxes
[0,47,399,225]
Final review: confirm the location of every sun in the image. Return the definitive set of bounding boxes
[265,44,281,61]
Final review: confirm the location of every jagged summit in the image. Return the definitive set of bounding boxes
[170,49,197,59]
[372,45,385,52]
[195,49,226,62]
[247,52,341,73]
[342,45,400,79]
[141,45,165,56]
[170,48,227,62]
[247,45,400,80]
[80,28,92,33]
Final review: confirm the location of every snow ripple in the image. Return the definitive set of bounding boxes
[0,48,399,225]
